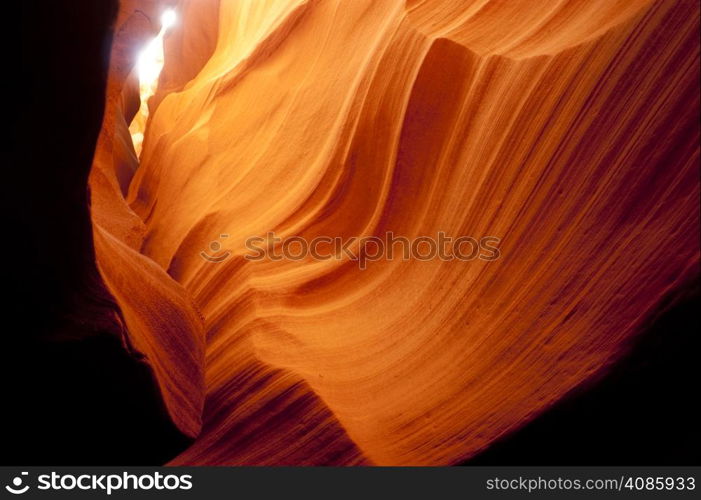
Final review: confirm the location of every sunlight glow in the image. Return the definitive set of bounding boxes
[129,9,177,156]
[161,9,177,30]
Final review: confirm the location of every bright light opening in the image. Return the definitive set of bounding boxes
[129,9,177,156]
[161,9,177,30]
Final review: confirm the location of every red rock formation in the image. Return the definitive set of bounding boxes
[91,0,700,465]
[90,0,205,439]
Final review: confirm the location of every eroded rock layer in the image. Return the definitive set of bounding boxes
[91,0,700,465]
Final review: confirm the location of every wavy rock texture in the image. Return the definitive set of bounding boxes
[92,0,700,465]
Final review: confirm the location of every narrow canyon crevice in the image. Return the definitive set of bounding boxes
[14,0,699,466]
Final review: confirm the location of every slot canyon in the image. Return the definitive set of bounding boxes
[13,0,700,466]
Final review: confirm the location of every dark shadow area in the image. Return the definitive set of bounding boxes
[5,0,191,465]
[10,334,192,465]
[466,284,700,465]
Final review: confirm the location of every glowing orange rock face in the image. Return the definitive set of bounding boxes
[91,0,700,465]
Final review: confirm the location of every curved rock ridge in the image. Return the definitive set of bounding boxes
[92,0,699,464]
[405,0,654,58]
